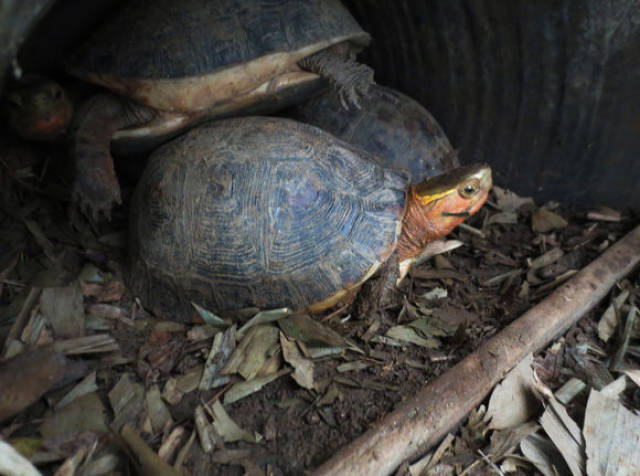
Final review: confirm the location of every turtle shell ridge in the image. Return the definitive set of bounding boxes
[128,116,408,317]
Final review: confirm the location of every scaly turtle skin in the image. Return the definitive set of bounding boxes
[288,85,459,182]
[127,117,491,321]
[1,76,72,142]
[64,0,374,219]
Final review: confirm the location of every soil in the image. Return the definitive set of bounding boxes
[0,134,637,475]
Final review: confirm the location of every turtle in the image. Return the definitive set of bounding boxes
[1,75,73,142]
[62,0,374,219]
[127,116,492,320]
[287,84,459,183]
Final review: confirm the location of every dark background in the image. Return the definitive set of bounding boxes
[344,0,640,211]
[3,0,640,211]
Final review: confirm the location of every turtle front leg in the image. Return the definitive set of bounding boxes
[353,254,401,319]
[69,94,155,220]
[299,43,375,110]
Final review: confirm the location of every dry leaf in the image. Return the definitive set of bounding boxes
[386,326,440,349]
[0,347,67,423]
[224,369,290,405]
[280,333,315,390]
[145,385,172,435]
[209,400,262,444]
[221,325,278,380]
[279,314,362,353]
[531,209,568,233]
[596,290,629,342]
[584,389,640,476]
[486,354,539,430]
[200,326,235,390]
[538,398,585,476]
[493,186,535,212]
[520,433,570,476]
[40,283,84,338]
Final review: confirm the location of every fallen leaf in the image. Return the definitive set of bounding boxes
[191,302,226,327]
[108,374,145,431]
[386,326,440,349]
[221,325,279,380]
[531,209,568,233]
[0,347,67,423]
[200,326,235,390]
[280,333,315,390]
[584,389,640,476]
[209,400,262,444]
[493,186,535,212]
[279,314,363,354]
[486,353,540,430]
[40,283,84,338]
[520,433,570,476]
[223,369,290,405]
[145,385,172,435]
[238,307,291,336]
[40,393,108,440]
[598,291,630,347]
[538,397,585,476]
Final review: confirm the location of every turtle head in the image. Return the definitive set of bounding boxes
[414,163,492,224]
[396,164,492,262]
[2,76,73,141]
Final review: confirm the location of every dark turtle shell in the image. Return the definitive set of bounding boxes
[288,85,459,182]
[67,0,369,80]
[128,116,408,319]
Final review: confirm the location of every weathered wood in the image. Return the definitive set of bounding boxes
[314,224,640,476]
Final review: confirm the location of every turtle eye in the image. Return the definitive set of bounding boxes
[459,179,480,198]
[52,88,63,100]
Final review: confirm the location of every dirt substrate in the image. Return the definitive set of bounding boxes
[0,139,638,475]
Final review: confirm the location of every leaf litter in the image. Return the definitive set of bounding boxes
[0,147,638,476]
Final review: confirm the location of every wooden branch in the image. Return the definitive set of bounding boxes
[314,224,640,476]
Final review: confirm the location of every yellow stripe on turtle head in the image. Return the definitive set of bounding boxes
[414,163,492,206]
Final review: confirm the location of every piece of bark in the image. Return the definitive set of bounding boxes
[40,283,85,338]
[0,346,66,423]
[2,287,41,358]
[313,224,640,476]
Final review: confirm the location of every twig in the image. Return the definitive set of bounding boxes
[457,222,485,238]
[313,224,640,476]
[2,287,41,358]
[610,297,637,372]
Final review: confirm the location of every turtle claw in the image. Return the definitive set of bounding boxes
[339,87,362,111]
[71,176,121,223]
[337,66,373,111]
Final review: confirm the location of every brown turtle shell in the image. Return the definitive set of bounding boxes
[127,117,408,319]
[289,85,459,183]
[65,0,370,113]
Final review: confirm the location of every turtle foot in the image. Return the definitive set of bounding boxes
[352,258,400,319]
[299,48,375,111]
[71,171,122,222]
[336,62,374,110]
